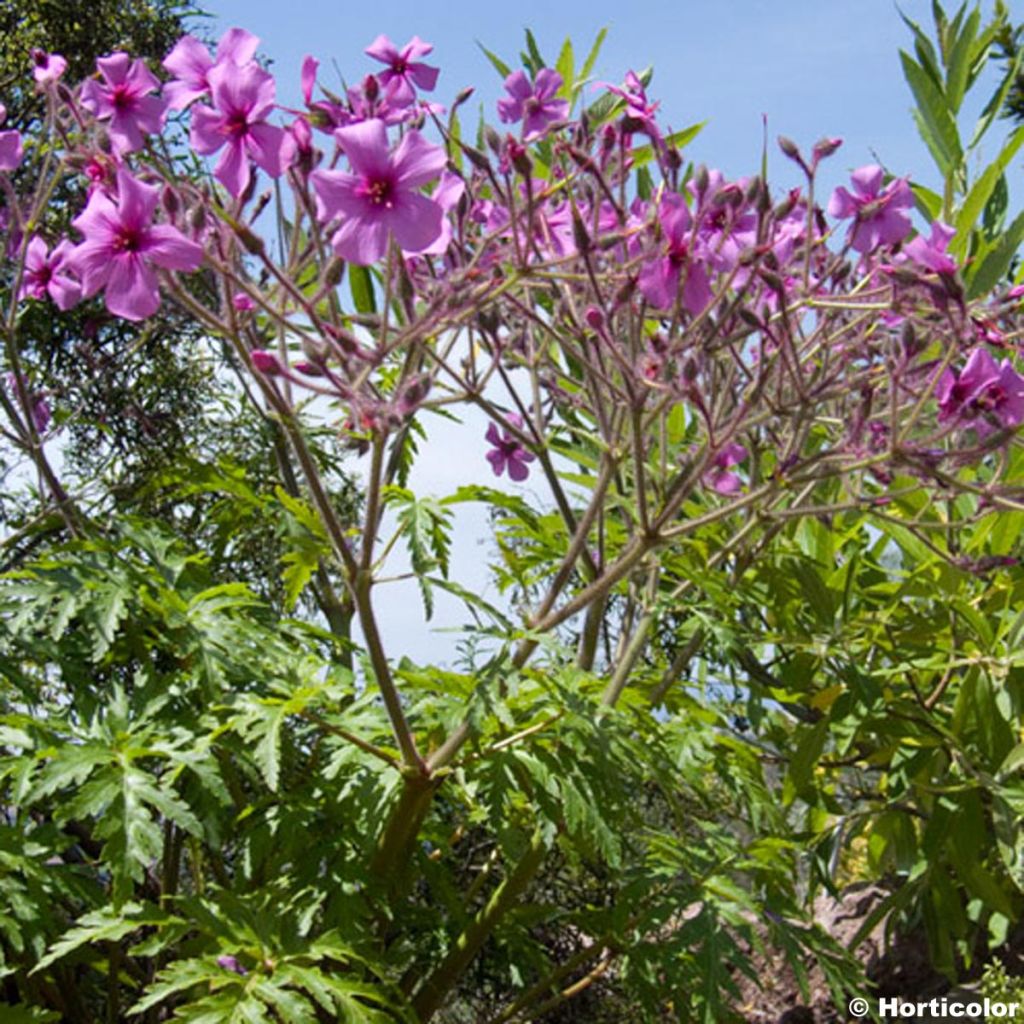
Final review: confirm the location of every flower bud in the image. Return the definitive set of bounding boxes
[399,374,431,416]
[232,293,255,311]
[324,257,345,288]
[508,139,532,177]
[693,164,710,197]
[463,144,491,171]
[453,86,475,109]
[250,349,283,375]
[773,193,797,220]
[571,207,591,253]
[233,222,264,255]
[301,335,329,365]
[362,74,380,103]
[484,126,503,155]
[584,305,604,330]
[812,136,843,163]
[777,135,802,162]
[161,186,179,219]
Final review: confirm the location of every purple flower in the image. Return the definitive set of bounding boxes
[216,955,247,976]
[365,35,439,107]
[301,56,319,106]
[162,28,259,111]
[902,220,957,275]
[310,119,445,265]
[599,71,660,137]
[638,193,713,314]
[69,168,204,321]
[702,443,747,495]
[497,69,568,140]
[485,416,535,482]
[827,165,913,254]
[190,61,285,198]
[31,50,67,85]
[937,348,1024,433]
[79,53,166,155]
[19,237,81,310]
[0,103,23,171]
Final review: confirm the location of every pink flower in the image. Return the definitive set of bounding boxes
[0,103,23,171]
[80,53,166,155]
[190,61,285,198]
[300,56,319,106]
[69,169,204,321]
[702,443,747,495]
[485,416,535,481]
[638,193,713,314]
[407,170,465,257]
[364,35,439,107]
[31,50,67,85]
[310,118,445,265]
[902,221,957,275]
[162,28,259,111]
[498,69,568,140]
[598,71,660,137]
[828,165,913,254]
[937,349,1024,435]
[19,237,81,310]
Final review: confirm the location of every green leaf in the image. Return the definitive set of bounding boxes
[967,208,1024,299]
[34,904,146,973]
[897,7,944,88]
[523,29,545,76]
[477,42,511,79]
[900,50,962,176]
[579,27,607,83]
[952,125,1024,258]
[969,48,1023,150]
[944,6,980,113]
[555,37,574,101]
[349,263,376,314]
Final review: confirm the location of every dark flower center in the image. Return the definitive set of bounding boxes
[668,241,689,267]
[224,113,250,138]
[391,57,408,74]
[364,178,393,208]
[111,84,134,110]
[113,227,144,254]
[975,384,1005,412]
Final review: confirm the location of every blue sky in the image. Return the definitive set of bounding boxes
[205,0,1021,196]
[201,0,1020,663]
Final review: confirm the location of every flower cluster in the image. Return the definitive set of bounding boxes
[1,29,1022,496]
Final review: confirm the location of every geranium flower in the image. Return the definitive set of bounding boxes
[80,53,166,155]
[702,443,747,495]
[638,193,713,314]
[162,28,259,111]
[190,60,285,197]
[31,50,67,85]
[485,415,535,481]
[69,169,204,321]
[497,68,568,140]
[937,348,1024,434]
[902,220,957,275]
[828,164,912,254]
[19,237,81,310]
[365,35,439,107]
[310,118,445,264]
[0,104,23,171]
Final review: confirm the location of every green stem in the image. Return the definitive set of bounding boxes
[411,829,548,1021]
